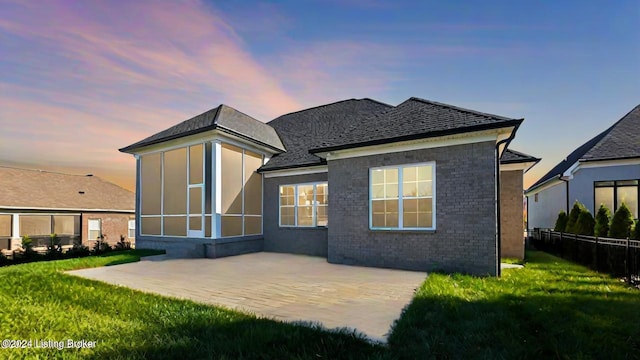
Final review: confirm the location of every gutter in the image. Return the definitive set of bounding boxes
[495,122,520,277]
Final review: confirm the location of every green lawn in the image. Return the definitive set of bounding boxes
[1,250,638,359]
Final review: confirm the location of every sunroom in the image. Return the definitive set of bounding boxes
[120,105,285,257]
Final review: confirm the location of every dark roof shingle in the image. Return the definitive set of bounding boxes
[0,167,134,211]
[310,97,522,153]
[260,99,392,171]
[501,149,540,164]
[527,104,640,191]
[120,105,285,153]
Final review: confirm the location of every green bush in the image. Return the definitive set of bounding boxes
[594,204,611,237]
[92,239,112,255]
[114,235,132,251]
[608,202,634,239]
[575,210,595,236]
[565,201,585,234]
[46,234,63,259]
[66,238,90,258]
[633,220,639,240]
[554,211,568,232]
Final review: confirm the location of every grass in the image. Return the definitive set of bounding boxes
[389,251,640,359]
[1,250,638,359]
[0,250,384,359]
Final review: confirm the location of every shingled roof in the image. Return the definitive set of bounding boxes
[120,104,285,153]
[527,104,640,192]
[261,99,392,171]
[309,97,523,153]
[0,167,134,212]
[501,149,540,165]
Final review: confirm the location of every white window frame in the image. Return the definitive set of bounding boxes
[279,182,328,228]
[369,162,436,231]
[88,219,102,240]
[128,220,135,239]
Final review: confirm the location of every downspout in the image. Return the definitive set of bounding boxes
[495,129,518,277]
[559,177,570,214]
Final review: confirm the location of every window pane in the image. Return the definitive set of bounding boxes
[221,144,243,215]
[403,182,417,197]
[386,184,398,198]
[372,184,384,199]
[164,216,186,236]
[418,181,432,197]
[617,186,638,218]
[595,187,614,214]
[128,220,135,238]
[298,185,314,207]
[189,144,203,184]
[221,216,242,237]
[371,199,398,227]
[298,206,313,226]
[141,153,162,215]
[371,169,384,185]
[88,219,101,240]
[418,166,432,181]
[20,215,51,236]
[280,186,295,206]
[163,148,187,215]
[189,187,203,214]
[386,168,398,183]
[595,181,614,187]
[0,215,11,236]
[418,198,433,227]
[141,217,161,235]
[403,167,417,182]
[418,212,433,228]
[317,205,328,226]
[53,215,78,235]
[617,180,638,186]
[244,216,262,235]
[280,207,295,226]
[189,216,202,231]
[244,151,263,215]
[316,183,328,205]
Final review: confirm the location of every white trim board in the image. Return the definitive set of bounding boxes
[263,166,328,178]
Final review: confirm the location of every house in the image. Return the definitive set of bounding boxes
[0,166,135,252]
[525,105,640,230]
[120,97,538,275]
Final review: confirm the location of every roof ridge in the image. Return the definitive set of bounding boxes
[268,98,364,123]
[0,165,96,177]
[408,97,518,121]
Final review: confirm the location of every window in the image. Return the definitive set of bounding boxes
[128,220,135,238]
[88,219,102,240]
[595,180,639,219]
[370,163,435,230]
[279,183,328,227]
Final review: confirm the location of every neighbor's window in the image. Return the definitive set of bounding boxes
[370,163,435,230]
[88,219,102,240]
[128,220,135,238]
[595,180,639,219]
[279,183,328,227]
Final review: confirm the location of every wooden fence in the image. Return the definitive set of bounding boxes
[530,228,640,285]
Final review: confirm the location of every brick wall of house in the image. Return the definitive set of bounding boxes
[81,212,134,246]
[327,141,498,276]
[500,170,525,259]
[263,173,328,256]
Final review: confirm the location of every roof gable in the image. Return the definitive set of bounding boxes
[527,104,640,191]
[0,167,134,211]
[309,97,523,153]
[120,105,285,153]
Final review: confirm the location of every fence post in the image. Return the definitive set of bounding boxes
[558,231,563,257]
[574,233,579,261]
[626,237,631,284]
[594,237,599,272]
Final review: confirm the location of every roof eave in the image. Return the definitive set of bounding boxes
[309,119,523,154]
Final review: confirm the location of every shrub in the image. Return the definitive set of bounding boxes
[66,238,90,258]
[46,233,63,259]
[594,204,611,237]
[575,210,595,236]
[565,201,584,234]
[554,211,568,232]
[18,235,38,260]
[0,252,9,267]
[633,220,640,240]
[114,235,132,251]
[92,238,112,255]
[608,202,634,239]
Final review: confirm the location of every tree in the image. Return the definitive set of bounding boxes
[608,202,634,239]
[565,201,584,234]
[594,204,611,237]
[575,210,595,236]
[633,220,640,240]
[554,211,568,232]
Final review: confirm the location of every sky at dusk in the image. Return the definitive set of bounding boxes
[1,0,638,191]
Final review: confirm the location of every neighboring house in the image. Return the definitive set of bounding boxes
[120,97,538,275]
[526,105,640,230]
[0,167,135,252]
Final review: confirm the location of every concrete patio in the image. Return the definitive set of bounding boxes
[67,252,427,342]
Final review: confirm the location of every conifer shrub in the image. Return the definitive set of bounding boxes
[565,201,584,234]
[608,202,634,239]
[594,204,611,237]
[575,210,595,236]
[554,211,568,232]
